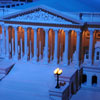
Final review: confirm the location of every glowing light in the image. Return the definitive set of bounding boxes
[54,68,62,75]
[58,69,62,75]
[54,68,59,74]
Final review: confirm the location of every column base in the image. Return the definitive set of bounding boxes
[22,55,28,62]
[5,54,9,60]
[42,52,47,64]
[63,59,68,66]
[52,58,58,65]
[32,56,37,62]
[13,55,18,62]
[72,60,80,69]
[0,54,5,59]
[43,60,48,65]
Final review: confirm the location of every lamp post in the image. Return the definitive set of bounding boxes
[54,68,62,89]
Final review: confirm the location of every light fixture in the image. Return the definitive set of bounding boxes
[54,68,62,88]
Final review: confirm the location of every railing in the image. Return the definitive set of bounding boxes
[0,8,20,18]
[68,12,100,22]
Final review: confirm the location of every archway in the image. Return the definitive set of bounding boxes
[92,75,97,86]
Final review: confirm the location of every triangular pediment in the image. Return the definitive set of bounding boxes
[3,5,82,24]
[10,10,72,24]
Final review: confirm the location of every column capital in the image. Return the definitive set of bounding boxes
[32,27,37,30]
[76,31,81,36]
[5,25,8,29]
[13,26,17,29]
[33,28,37,33]
[44,28,49,33]
[64,30,69,32]
[89,30,94,36]
[76,30,81,32]
[64,30,69,34]
[23,27,27,31]
[1,24,4,28]
[53,29,58,32]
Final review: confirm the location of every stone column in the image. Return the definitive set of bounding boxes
[30,40,32,59]
[97,76,100,87]
[11,38,14,58]
[87,74,92,86]
[76,31,81,67]
[63,30,69,66]
[2,25,5,56]
[53,29,58,64]
[44,29,49,64]
[5,26,9,59]
[89,30,94,65]
[14,26,18,61]
[20,38,23,58]
[33,28,37,61]
[24,27,27,61]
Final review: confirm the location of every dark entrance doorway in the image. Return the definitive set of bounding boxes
[71,82,74,95]
[92,75,97,86]
[82,74,87,84]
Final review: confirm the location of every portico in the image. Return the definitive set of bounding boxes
[0,6,100,68]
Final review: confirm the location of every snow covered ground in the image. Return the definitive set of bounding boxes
[0,60,56,100]
[71,88,100,100]
[0,59,75,100]
[0,60,100,100]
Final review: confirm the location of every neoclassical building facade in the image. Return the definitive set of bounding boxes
[0,5,100,91]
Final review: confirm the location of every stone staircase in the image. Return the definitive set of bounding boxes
[0,59,15,80]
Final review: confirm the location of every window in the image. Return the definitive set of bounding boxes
[97,52,99,55]
[96,52,99,60]
[16,4,19,6]
[6,5,10,8]
[21,3,24,5]
[98,34,100,37]
[96,56,99,60]
[12,5,15,7]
